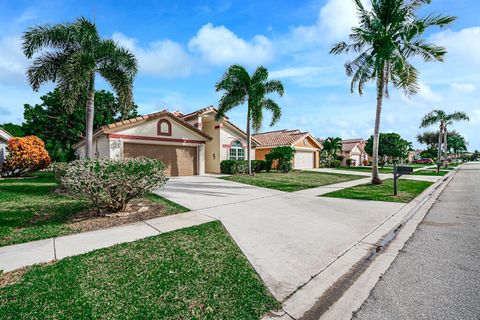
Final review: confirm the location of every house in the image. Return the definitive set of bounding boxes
[253,129,322,169]
[0,128,13,166]
[73,107,258,176]
[341,138,368,166]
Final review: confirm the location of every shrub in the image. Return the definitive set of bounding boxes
[49,162,68,189]
[62,157,167,212]
[346,159,353,167]
[328,159,341,168]
[266,146,295,173]
[362,159,369,166]
[220,160,248,174]
[1,136,51,177]
[220,160,236,174]
[251,160,266,173]
[336,155,345,161]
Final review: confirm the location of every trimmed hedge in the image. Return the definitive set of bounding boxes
[220,160,266,174]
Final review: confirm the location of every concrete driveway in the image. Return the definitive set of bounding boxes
[155,175,405,301]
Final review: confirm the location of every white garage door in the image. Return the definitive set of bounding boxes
[294,151,315,169]
[351,154,361,166]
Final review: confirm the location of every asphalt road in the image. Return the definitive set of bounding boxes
[354,162,480,320]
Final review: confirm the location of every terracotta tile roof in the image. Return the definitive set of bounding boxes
[342,138,365,153]
[180,106,260,145]
[253,129,317,148]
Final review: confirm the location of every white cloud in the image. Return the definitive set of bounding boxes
[418,82,442,103]
[188,23,273,66]
[290,0,370,46]
[450,82,476,93]
[270,66,327,79]
[430,27,480,67]
[0,36,29,85]
[112,32,193,77]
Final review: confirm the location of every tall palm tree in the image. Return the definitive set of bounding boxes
[22,17,138,158]
[420,109,469,167]
[330,0,455,184]
[322,137,343,160]
[215,64,284,174]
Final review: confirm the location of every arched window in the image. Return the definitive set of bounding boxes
[229,140,245,160]
[157,119,172,136]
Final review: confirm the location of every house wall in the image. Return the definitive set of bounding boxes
[203,121,220,173]
[255,148,272,161]
[0,138,7,165]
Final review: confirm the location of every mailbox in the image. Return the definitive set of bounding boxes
[396,166,413,174]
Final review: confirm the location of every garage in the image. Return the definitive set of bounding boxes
[294,151,315,169]
[351,154,362,166]
[123,143,197,176]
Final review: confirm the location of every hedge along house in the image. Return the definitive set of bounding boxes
[0,128,13,166]
[253,129,322,169]
[341,138,369,166]
[72,107,257,176]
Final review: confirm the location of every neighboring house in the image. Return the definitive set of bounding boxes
[73,106,257,176]
[253,129,322,169]
[0,128,13,166]
[341,138,368,166]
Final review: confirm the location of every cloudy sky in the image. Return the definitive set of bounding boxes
[1,0,479,149]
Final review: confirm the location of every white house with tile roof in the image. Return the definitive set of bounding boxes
[0,128,13,166]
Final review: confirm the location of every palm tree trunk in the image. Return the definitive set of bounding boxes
[443,127,448,167]
[437,123,443,173]
[85,74,95,158]
[371,70,384,184]
[246,104,252,175]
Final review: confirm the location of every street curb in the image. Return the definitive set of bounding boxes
[319,169,457,320]
[262,169,456,320]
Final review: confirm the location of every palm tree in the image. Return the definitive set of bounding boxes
[322,137,343,160]
[22,17,138,158]
[420,109,469,168]
[448,132,468,158]
[215,65,284,174]
[330,0,455,184]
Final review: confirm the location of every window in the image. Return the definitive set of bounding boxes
[229,140,245,160]
[157,119,172,136]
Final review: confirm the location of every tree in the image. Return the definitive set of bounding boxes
[0,123,24,137]
[1,136,51,177]
[330,0,455,184]
[447,132,468,157]
[365,133,412,165]
[420,109,469,168]
[215,65,284,174]
[22,17,138,158]
[416,131,439,149]
[322,137,343,160]
[22,89,138,162]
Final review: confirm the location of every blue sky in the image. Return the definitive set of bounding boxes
[1,0,479,150]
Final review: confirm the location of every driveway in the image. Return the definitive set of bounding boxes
[155,175,405,301]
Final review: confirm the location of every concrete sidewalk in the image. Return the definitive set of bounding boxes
[0,211,214,272]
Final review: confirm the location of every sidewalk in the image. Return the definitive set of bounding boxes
[0,211,214,272]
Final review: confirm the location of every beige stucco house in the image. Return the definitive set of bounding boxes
[0,128,13,166]
[73,107,257,176]
[341,138,368,166]
[253,129,322,169]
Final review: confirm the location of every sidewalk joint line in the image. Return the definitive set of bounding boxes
[143,221,162,234]
[53,238,57,260]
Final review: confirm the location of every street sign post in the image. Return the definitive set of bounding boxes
[393,164,413,195]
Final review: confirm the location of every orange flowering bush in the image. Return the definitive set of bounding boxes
[1,136,51,177]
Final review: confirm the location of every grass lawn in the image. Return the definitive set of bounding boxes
[0,221,279,319]
[333,166,393,173]
[221,170,364,192]
[322,178,433,203]
[0,173,188,247]
[411,170,448,176]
